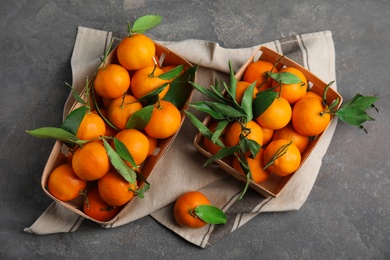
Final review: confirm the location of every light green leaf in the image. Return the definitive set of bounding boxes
[26,127,79,143]
[268,71,302,84]
[131,15,163,34]
[195,205,227,225]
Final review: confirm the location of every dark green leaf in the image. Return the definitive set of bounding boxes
[189,81,227,104]
[228,61,237,100]
[25,127,79,143]
[203,101,243,118]
[184,111,225,146]
[211,120,228,143]
[102,138,136,184]
[188,102,226,120]
[341,94,379,111]
[65,82,87,105]
[240,82,256,122]
[157,65,184,80]
[235,154,251,200]
[137,83,168,104]
[195,205,227,225]
[163,66,197,108]
[335,107,375,126]
[60,106,88,135]
[268,71,302,84]
[113,138,138,168]
[203,145,241,167]
[126,105,154,130]
[131,15,163,34]
[252,90,278,118]
[239,138,261,158]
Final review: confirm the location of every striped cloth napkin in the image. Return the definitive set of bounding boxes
[24,27,337,248]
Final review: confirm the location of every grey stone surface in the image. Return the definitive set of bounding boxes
[1,0,389,259]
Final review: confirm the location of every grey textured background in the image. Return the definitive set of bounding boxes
[1,0,389,259]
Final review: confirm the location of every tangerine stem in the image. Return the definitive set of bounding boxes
[127,21,132,36]
[149,63,157,78]
[120,92,127,109]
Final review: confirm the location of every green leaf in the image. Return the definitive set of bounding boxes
[126,105,154,130]
[240,81,256,122]
[203,145,241,167]
[102,138,136,184]
[158,65,184,80]
[335,94,379,128]
[239,138,261,158]
[136,183,150,199]
[25,127,79,143]
[65,82,87,105]
[113,138,138,168]
[163,66,197,108]
[195,205,227,225]
[131,15,163,34]
[137,83,169,104]
[189,81,227,104]
[188,102,226,120]
[228,61,237,100]
[252,90,278,118]
[335,107,375,126]
[235,154,252,200]
[203,101,243,118]
[341,94,379,111]
[60,106,88,135]
[211,120,228,143]
[268,71,302,84]
[184,111,224,146]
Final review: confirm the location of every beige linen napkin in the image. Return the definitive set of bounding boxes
[25,27,337,248]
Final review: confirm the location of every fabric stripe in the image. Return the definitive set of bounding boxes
[279,35,304,66]
[297,34,310,70]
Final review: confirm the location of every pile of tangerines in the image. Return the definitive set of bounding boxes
[51,33,185,222]
[27,15,198,223]
[187,55,378,199]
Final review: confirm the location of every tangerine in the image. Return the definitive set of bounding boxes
[48,164,87,202]
[130,65,170,100]
[98,170,137,207]
[203,121,227,155]
[83,187,121,222]
[271,67,307,105]
[113,129,149,167]
[243,60,278,90]
[116,34,156,71]
[173,191,210,229]
[292,97,331,136]
[263,139,301,176]
[72,141,110,181]
[272,123,309,154]
[76,112,106,140]
[256,96,292,130]
[94,64,131,99]
[235,81,259,104]
[107,94,143,130]
[261,126,274,146]
[232,149,269,184]
[225,120,263,148]
[144,100,181,139]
